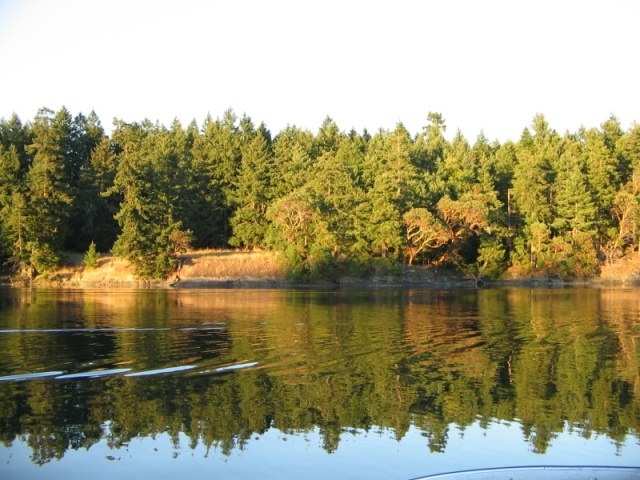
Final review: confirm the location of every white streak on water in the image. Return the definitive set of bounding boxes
[124,365,197,377]
[55,368,132,379]
[0,371,64,381]
[215,361,259,372]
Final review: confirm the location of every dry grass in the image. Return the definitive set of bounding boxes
[38,248,640,288]
[599,251,640,281]
[47,249,284,286]
[53,252,137,286]
[179,249,284,280]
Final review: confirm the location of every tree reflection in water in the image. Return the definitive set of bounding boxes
[0,288,638,466]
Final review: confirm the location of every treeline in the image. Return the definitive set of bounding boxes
[1,107,639,280]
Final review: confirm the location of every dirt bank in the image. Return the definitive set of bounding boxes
[43,250,286,288]
[6,249,640,289]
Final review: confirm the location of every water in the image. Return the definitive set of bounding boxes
[0,287,638,479]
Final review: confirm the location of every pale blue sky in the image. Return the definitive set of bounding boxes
[0,0,638,141]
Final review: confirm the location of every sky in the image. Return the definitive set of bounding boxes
[0,0,638,142]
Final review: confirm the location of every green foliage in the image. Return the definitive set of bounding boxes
[372,256,403,276]
[280,243,310,281]
[229,124,274,248]
[83,241,100,269]
[27,241,60,278]
[18,108,74,276]
[0,107,639,281]
[308,244,338,281]
[341,255,374,277]
[109,121,194,278]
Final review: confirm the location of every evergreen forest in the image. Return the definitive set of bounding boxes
[1,107,639,281]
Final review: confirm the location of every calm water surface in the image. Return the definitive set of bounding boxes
[0,287,638,479]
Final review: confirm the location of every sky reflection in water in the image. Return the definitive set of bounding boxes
[2,421,637,480]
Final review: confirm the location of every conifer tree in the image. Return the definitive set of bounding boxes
[66,111,111,250]
[190,110,242,246]
[270,125,315,198]
[365,124,420,257]
[0,143,22,264]
[109,121,191,278]
[83,240,100,269]
[510,115,558,269]
[0,113,32,174]
[230,123,274,248]
[414,112,447,172]
[583,127,618,240]
[21,107,74,276]
[552,142,597,242]
[306,135,367,259]
[437,129,474,198]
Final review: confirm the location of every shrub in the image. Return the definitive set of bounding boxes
[84,241,100,269]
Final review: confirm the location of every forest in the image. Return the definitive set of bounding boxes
[1,107,639,281]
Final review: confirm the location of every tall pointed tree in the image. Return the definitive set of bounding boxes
[229,123,274,248]
[0,113,32,174]
[366,124,420,257]
[0,143,23,264]
[21,107,74,276]
[190,110,242,246]
[552,140,597,241]
[109,120,192,278]
[582,127,619,241]
[270,125,315,199]
[510,115,558,269]
[65,110,110,251]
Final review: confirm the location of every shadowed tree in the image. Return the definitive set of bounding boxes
[109,121,192,278]
[20,108,74,276]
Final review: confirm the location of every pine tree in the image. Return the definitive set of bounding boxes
[365,124,420,257]
[22,107,74,276]
[270,125,315,198]
[413,112,447,172]
[83,240,100,269]
[87,137,121,250]
[306,135,367,258]
[109,121,191,278]
[510,115,559,269]
[552,143,597,241]
[583,127,618,239]
[229,123,274,248]
[66,111,111,251]
[437,129,474,198]
[190,111,242,246]
[0,143,22,264]
[0,113,33,174]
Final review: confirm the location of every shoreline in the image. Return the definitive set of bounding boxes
[3,249,640,290]
[3,273,639,290]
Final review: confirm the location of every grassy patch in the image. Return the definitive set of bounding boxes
[178,249,284,279]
